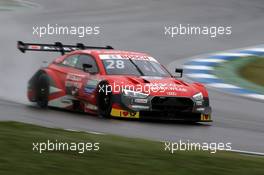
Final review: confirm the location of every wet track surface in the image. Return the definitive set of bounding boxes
[0,0,264,152]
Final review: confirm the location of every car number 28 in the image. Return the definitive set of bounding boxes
[105,60,125,69]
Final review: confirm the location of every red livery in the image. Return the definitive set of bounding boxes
[18,41,212,122]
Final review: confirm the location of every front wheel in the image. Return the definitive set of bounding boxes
[97,82,112,118]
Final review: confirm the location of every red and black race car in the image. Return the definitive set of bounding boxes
[17,41,212,122]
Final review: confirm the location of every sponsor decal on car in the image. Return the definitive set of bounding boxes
[200,114,211,121]
[85,103,98,111]
[84,79,99,94]
[28,45,41,50]
[110,108,140,118]
[99,54,158,62]
[66,73,84,82]
[166,91,177,96]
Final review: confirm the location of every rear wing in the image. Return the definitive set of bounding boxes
[17,41,114,55]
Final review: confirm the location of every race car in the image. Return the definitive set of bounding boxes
[17,41,212,122]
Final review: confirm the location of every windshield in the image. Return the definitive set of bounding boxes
[102,59,171,77]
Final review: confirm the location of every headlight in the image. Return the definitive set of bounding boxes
[122,89,149,98]
[193,92,203,101]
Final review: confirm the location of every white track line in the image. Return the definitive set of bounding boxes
[230,149,264,156]
[183,65,214,70]
[65,128,105,135]
[213,53,253,57]
[207,83,241,89]
[243,94,264,100]
[245,48,264,52]
[85,131,105,135]
[192,58,227,63]
[186,73,217,79]
[65,129,78,132]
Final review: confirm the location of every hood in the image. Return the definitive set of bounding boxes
[106,75,201,97]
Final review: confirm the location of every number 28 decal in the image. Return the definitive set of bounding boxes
[105,60,125,69]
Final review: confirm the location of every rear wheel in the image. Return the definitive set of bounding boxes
[36,74,49,108]
[97,82,112,118]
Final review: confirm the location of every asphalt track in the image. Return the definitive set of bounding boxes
[0,0,264,153]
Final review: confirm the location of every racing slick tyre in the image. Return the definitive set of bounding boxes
[97,82,112,118]
[36,74,49,108]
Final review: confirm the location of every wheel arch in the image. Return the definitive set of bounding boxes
[27,68,61,102]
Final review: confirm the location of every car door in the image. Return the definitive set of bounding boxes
[75,54,100,99]
[52,53,99,102]
[51,53,85,96]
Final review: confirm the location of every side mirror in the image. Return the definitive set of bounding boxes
[83,64,93,73]
[175,68,183,78]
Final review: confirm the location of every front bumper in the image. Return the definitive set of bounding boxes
[110,94,212,122]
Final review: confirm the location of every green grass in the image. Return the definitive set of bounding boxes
[214,56,264,94]
[239,57,264,88]
[0,121,264,175]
